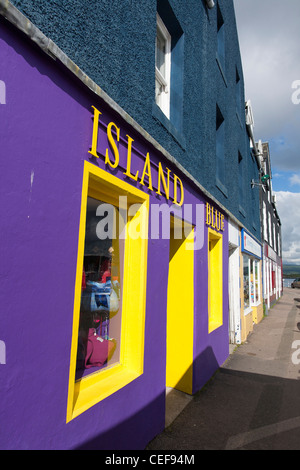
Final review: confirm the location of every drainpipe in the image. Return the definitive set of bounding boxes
[206,0,215,9]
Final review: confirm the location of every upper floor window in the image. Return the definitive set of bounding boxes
[154,1,184,138]
[155,14,171,118]
[216,105,225,189]
[273,222,277,252]
[236,68,241,117]
[263,202,268,241]
[238,151,243,206]
[268,212,272,247]
[217,3,225,72]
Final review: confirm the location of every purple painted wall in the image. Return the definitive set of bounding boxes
[0,19,229,450]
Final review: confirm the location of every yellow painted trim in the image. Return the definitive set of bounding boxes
[66,161,149,422]
[208,228,223,333]
[166,219,194,395]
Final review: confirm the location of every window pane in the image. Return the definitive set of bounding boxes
[217,4,225,69]
[155,77,163,104]
[250,260,254,305]
[76,197,124,379]
[156,27,166,77]
[243,255,250,309]
[216,107,225,184]
[238,152,243,205]
[255,261,259,302]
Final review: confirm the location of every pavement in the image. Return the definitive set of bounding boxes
[146,288,300,450]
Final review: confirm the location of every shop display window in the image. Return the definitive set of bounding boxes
[75,197,124,380]
[255,261,260,303]
[243,255,260,312]
[243,255,250,310]
[67,162,149,422]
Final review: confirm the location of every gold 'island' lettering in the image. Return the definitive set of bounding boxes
[88,105,184,206]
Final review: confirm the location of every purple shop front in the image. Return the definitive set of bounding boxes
[0,18,229,449]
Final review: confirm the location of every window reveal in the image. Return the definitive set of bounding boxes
[208,229,223,333]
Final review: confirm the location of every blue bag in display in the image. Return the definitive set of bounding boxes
[81,280,119,315]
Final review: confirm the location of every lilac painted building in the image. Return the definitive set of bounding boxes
[0,6,229,449]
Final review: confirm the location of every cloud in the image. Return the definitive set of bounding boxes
[234,0,300,174]
[290,174,300,186]
[274,191,300,263]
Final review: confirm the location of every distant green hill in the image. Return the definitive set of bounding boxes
[283,265,300,278]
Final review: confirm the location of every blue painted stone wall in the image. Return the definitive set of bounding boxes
[10,0,261,237]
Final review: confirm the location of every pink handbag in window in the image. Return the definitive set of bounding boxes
[85,328,116,369]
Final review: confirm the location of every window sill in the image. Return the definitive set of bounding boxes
[208,320,223,334]
[244,307,252,316]
[69,365,140,422]
[152,102,186,150]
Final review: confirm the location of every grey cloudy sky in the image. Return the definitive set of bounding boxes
[233,0,300,264]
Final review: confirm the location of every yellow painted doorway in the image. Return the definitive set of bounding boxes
[166,217,194,395]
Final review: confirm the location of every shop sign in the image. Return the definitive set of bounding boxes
[267,246,277,261]
[205,202,225,232]
[242,229,261,259]
[88,106,184,206]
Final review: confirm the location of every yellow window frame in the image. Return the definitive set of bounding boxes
[66,161,149,422]
[208,228,223,333]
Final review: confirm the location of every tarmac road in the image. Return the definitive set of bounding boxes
[146,288,300,450]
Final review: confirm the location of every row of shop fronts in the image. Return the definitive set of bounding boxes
[228,224,283,347]
[263,245,283,310]
[0,0,282,450]
[228,223,263,345]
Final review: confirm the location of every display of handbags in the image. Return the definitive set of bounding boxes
[77,246,121,374]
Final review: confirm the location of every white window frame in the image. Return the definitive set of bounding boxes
[263,202,268,241]
[155,14,171,118]
[252,259,261,306]
[243,255,252,315]
[268,212,272,247]
[244,256,261,314]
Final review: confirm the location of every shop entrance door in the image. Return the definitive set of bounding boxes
[165,217,194,395]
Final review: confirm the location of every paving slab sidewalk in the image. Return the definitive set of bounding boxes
[147,288,300,450]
